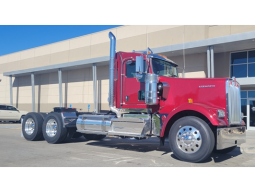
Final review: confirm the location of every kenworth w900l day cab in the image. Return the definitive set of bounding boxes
[22,32,246,163]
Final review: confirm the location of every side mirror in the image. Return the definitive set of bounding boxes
[136,56,144,74]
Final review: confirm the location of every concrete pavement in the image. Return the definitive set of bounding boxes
[0,123,255,167]
[240,130,255,154]
[13,123,255,156]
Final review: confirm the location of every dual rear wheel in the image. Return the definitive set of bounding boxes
[22,112,69,143]
[22,112,106,144]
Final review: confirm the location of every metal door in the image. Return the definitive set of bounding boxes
[247,99,255,130]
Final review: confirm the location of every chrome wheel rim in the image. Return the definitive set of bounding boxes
[25,118,35,135]
[176,126,202,154]
[46,119,58,137]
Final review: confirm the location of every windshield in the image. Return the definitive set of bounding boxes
[152,58,178,77]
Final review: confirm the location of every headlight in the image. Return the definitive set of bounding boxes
[217,109,225,118]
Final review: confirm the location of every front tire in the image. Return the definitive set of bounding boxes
[22,112,44,141]
[42,113,67,144]
[169,116,215,163]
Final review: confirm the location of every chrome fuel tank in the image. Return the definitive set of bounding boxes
[76,114,115,133]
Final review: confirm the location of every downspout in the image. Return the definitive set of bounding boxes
[210,46,214,78]
[108,32,121,117]
[207,46,211,78]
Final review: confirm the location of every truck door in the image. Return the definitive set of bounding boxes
[122,60,146,107]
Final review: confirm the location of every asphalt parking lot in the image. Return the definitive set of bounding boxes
[1,123,255,167]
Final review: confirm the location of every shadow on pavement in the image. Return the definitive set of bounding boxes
[71,137,242,163]
[170,147,242,163]
[211,147,242,163]
[78,137,171,153]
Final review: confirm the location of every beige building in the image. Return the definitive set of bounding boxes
[1,25,255,129]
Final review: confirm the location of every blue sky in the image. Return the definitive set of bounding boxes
[0,25,121,56]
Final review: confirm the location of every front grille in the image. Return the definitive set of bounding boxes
[226,79,242,125]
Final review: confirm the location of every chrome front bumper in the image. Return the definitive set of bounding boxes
[216,126,246,150]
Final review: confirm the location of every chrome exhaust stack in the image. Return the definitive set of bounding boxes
[108,32,121,117]
[108,32,115,108]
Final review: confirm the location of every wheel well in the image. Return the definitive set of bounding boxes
[163,110,216,138]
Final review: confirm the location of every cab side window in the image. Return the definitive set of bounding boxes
[126,61,146,82]
[126,62,136,78]
[0,105,6,110]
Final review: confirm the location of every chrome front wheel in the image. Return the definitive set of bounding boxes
[169,116,215,163]
[176,126,202,154]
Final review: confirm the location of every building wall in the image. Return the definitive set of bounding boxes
[1,25,255,112]
[214,52,231,78]
[8,65,109,112]
[2,25,255,73]
[171,53,207,78]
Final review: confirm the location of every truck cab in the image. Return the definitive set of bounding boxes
[114,52,178,110]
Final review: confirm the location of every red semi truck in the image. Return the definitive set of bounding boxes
[22,32,246,163]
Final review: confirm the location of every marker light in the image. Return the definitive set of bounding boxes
[188,98,193,104]
[217,109,225,118]
[157,54,168,59]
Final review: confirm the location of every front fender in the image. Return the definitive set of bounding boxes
[160,103,227,137]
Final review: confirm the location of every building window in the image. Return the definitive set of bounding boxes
[248,91,255,98]
[231,50,255,78]
[241,90,255,125]
[241,91,247,117]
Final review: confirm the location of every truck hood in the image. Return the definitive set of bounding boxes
[158,76,228,113]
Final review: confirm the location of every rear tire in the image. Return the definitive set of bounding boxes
[42,112,67,144]
[39,113,47,120]
[169,116,215,163]
[84,134,106,140]
[22,112,44,141]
